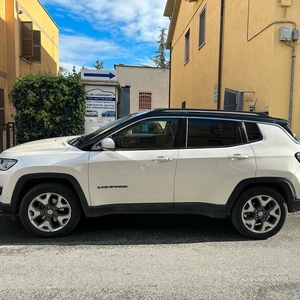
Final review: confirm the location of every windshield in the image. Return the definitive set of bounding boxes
[74,111,149,146]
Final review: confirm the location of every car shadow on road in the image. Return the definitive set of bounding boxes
[0,214,249,245]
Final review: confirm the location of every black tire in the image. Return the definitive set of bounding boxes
[20,183,81,238]
[231,187,287,240]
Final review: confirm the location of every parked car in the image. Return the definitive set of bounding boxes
[101,111,115,117]
[1,109,300,238]
[85,110,98,117]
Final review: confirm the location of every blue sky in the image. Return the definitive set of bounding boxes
[39,0,170,72]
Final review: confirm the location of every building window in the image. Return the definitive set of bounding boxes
[21,21,41,63]
[199,7,206,48]
[184,29,190,63]
[139,92,152,110]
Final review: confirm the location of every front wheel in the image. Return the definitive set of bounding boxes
[231,187,287,240]
[20,183,81,238]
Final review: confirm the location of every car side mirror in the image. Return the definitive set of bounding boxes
[101,138,115,151]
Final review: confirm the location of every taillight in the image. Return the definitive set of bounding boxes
[296,153,300,162]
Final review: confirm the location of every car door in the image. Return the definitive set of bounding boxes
[88,117,180,209]
[174,118,256,208]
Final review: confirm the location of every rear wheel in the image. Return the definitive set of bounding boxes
[20,183,81,238]
[231,187,287,239]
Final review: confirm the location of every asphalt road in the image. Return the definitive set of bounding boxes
[0,212,300,300]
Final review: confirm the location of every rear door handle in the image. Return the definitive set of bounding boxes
[227,154,250,160]
[150,156,173,162]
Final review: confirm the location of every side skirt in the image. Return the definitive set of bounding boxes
[86,203,230,219]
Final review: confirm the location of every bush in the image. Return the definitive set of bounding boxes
[10,72,86,144]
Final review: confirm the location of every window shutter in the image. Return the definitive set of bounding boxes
[21,22,33,58]
[199,8,206,47]
[32,30,41,63]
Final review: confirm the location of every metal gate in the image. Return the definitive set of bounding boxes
[0,122,16,152]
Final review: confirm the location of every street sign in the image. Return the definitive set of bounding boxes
[81,69,118,81]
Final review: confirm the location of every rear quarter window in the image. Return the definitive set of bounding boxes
[244,122,263,142]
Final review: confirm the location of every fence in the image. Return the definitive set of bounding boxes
[0,122,16,152]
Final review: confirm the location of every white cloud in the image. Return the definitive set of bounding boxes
[59,34,130,71]
[39,0,170,70]
[40,0,169,42]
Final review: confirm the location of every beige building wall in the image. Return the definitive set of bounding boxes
[115,65,169,113]
[0,1,8,124]
[165,0,300,135]
[0,0,59,124]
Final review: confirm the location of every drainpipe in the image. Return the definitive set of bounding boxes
[289,47,296,123]
[217,0,225,110]
[168,48,172,108]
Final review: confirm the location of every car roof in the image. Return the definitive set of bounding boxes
[77,108,292,150]
[142,109,289,125]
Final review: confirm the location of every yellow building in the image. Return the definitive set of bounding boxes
[0,0,58,140]
[164,0,300,135]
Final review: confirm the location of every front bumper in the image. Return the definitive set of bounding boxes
[288,199,300,213]
[0,202,14,215]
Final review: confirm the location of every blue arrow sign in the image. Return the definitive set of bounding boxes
[84,72,116,79]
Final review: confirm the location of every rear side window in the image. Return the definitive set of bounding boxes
[187,119,243,147]
[244,122,262,142]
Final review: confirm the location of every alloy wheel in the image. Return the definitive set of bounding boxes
[28,192,71,232]
[241,194,281,234]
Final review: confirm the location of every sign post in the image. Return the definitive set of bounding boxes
[81,70,119,134]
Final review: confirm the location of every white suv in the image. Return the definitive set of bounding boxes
[1,109,300,239]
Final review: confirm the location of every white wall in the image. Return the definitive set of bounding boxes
[115,65,169,113]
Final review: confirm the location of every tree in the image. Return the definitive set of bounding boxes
[93,60,104,69]
[152,27,170,68]
[10,72,86,144]
[58,66,69,77]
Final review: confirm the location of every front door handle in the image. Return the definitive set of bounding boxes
[227,154,250,160]
[150,156,173,162]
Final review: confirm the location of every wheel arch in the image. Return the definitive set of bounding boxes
[227,177,296,213]
[11,173,92,219]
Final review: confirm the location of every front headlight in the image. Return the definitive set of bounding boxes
[0,158,18,171]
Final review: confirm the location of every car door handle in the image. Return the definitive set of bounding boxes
[227,154,250,160]
[150,156,173,162]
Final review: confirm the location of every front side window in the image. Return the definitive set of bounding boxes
[187,119,243,147]
[111,118,179,150]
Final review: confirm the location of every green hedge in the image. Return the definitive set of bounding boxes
[10,72,86,144]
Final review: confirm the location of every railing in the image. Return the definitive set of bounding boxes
[0,122,16,152]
